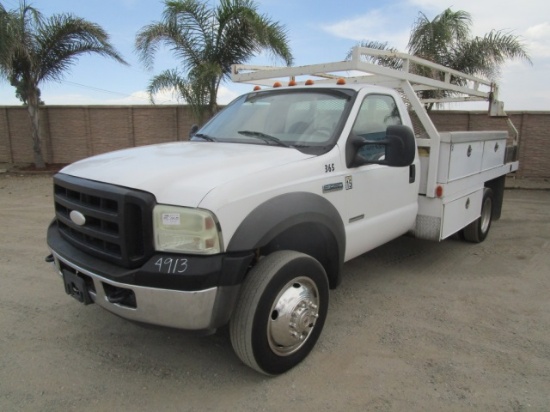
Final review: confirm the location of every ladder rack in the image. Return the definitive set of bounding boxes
[232,47,503,114]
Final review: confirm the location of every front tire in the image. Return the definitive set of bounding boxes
[463,188,494,243]
[230,251,329,375]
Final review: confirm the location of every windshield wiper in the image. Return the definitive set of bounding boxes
[192,133,218,142]
[238,130,291,148]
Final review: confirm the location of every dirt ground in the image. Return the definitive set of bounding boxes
[1,174,549,412]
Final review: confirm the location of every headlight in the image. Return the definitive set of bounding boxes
[153,205,223,254]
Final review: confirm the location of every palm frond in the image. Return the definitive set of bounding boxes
[36,14,127,83]
[454,30,532,79]
[136,0,212,71]
[0,1,42,77]
[248,13,293,66]
[345,41,403,70]
[135,0,293,119]
[211,0,292,79]
[148,68,211,123]
[408,8,471,62]
[164,0,213,66]
[147,68,185,103]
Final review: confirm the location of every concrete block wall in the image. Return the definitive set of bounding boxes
[0,106,548,177]
[0,105,196,165]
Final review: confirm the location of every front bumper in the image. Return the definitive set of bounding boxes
[48,222,254,331]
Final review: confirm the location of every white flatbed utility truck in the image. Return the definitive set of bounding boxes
[46,47,519,375]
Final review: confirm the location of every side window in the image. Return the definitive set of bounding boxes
[352,94,402,161]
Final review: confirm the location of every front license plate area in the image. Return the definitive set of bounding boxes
[63,270,93,305]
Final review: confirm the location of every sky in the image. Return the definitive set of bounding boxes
[0,0,548,111]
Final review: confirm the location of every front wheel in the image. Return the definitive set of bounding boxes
[230,251,329,375]
[463,188,494,243]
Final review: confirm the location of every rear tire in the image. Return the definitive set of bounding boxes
[463,188,493,243]
[230,251,329,375]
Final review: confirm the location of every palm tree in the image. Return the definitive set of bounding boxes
[408,8,531,110]
[0,1,127,168]
[135,0,293,124]
[407,9,472,68]
[348,8,531,111]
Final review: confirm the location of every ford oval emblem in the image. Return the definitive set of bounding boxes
[69,210,86,226]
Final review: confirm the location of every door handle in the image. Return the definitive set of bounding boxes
[409,164,416,183]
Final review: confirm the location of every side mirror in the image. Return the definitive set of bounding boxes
[346,125,416,168]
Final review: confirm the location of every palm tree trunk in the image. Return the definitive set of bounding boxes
[208,80,218,118]
[26,86,46,169]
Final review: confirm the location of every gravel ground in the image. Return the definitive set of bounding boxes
[1,174,549,411]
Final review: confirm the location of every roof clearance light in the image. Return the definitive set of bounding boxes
[273,81,282,88]
[435,185,443,198]
[337,78,346,85]
[305,79,314,86]
[253,85,261,91]
[288,80,297,86]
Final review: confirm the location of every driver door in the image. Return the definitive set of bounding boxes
[343,93,419,260]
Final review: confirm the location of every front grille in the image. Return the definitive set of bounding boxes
[53,174,156,268]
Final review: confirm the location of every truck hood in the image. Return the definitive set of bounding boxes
[61,142,313,207]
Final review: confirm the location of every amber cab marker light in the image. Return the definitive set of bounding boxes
[253,85,261,91]
[305,79,314,86]
[337,78,346,85]
[273,81,282,88]
[288,80,297,86]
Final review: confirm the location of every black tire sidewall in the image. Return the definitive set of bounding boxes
[463,187,494,243]
[478,188,494,242]
[250,255,329,375]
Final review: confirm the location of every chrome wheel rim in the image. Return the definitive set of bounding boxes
[480,196,492,234]
[267,276,320,356]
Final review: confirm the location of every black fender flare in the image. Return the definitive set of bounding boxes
[227,192,346,288]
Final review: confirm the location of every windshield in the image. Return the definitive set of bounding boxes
[194,88,355,154]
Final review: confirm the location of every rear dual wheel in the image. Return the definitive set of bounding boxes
[230,251,329,375]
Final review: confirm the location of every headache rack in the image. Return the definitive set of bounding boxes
[231,47,519,198]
